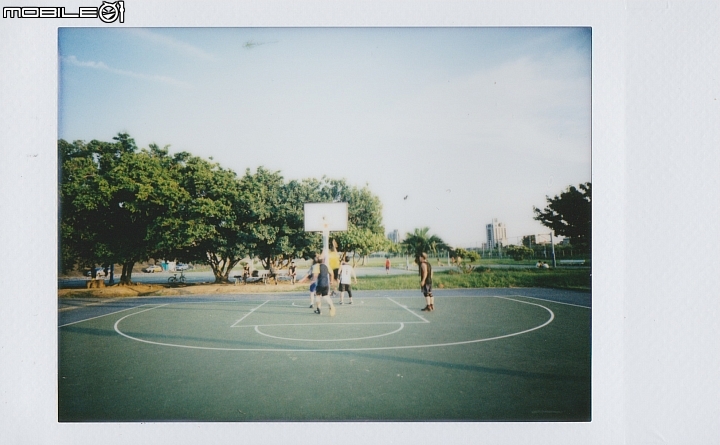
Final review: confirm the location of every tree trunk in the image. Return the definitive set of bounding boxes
[209,255,240,283]
[119,261,135,285]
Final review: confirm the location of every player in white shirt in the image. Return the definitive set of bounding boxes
[337,256,357,304]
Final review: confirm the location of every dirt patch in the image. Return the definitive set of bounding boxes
[58,282,308,298]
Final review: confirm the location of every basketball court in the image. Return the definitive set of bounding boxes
[58,288,591,421]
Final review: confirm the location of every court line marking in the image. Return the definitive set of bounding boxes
[505,294,591,309]
[234,321,425,328]
[59,303,153,328]
[230,300,269,327]
[291,301,364,307]
[387,297,429,323]
[254,323,406,342]
[112,304,170,340]
[111,296,555,352]
[59,297,125,313]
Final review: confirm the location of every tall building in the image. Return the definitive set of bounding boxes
[486,218,507,249]
[387,229,401,244]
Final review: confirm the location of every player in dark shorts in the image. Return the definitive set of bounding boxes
[417,252,434,311]
[313,255,336,316]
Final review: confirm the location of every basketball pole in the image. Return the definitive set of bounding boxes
[322,229,330,265]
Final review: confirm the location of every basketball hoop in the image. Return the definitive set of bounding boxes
[304,202,348,264]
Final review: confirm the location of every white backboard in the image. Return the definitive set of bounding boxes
[304,202,348,232]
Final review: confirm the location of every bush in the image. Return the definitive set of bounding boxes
[506,245,534,261]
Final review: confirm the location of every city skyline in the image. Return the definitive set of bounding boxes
[58,27,591,247]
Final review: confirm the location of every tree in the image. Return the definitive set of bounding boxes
[401,227,449,259]
[325,179,386,262]
[237,167,313,272]
[169,155,249,283]
[59,134,188,284]
[533,183,591,251]
[59,134,389,283]
[450,247,480,263]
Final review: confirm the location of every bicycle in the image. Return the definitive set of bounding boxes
[168,270,186,284]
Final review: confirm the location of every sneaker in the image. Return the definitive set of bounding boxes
[329,307,336,317]
[309,304,314,308]
[339,301,343,305]
[314,308,321,315]
[348,300,352,305]
[429,305,435,311]
[421,306,431,311]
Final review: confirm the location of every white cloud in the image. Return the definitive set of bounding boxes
[127,28,216,61]
[61,55,190,87]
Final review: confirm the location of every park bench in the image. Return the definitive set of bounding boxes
[233,269,293,285]
[558,259,586,265]
[233,270,269,285]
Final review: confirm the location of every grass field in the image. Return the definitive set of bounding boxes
[356,269,591,292]
[58,288,591,422]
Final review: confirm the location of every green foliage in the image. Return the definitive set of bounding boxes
[506,245,534,261]
[450,247,480,263]
[533,183,591,250]
[59,134,188,283]
[353,268,590,291]
[59,134,387,283]
[400,227,449,259]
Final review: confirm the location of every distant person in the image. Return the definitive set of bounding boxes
[385,258,391,274]
[536,261,543,269]
[242,263,250,284]
[542,262,550,269]
[338,256,357,304]
[417,252,434,312]
[288,261,297,284]
[314,255,336,316]
[268,262,279,285]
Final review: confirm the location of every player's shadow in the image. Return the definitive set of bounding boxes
[327,350,588,382]
[59,325,279,349]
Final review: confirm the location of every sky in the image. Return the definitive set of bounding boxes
[58,27,591,248]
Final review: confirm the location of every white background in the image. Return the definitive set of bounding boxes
[1,1,718,444]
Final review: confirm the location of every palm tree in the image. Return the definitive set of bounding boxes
[401,227,449,259]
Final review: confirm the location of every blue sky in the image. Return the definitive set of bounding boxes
[58,27,591,247]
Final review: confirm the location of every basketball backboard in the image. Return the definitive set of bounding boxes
[304,202,348,232]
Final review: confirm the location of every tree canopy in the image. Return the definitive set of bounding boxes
[533,182,591,250]
[400,227,449,259]
[59,134,387,283]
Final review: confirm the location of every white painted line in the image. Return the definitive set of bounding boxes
[230,300,269,327]
[235,321,425,328]
[254,323,405,342]
[59,304,153,328]
[113,304,169,336]
[387,297,429,323]
[58,297,125,313]
[505,294,591,309]
[112,296,555,352]
[291,300,364,307]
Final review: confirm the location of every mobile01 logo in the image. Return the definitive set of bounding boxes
[3,1,125,23]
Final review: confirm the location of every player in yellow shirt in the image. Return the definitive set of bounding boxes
[328,242,341,297]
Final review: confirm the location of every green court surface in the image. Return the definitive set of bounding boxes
[58,289,591,422]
